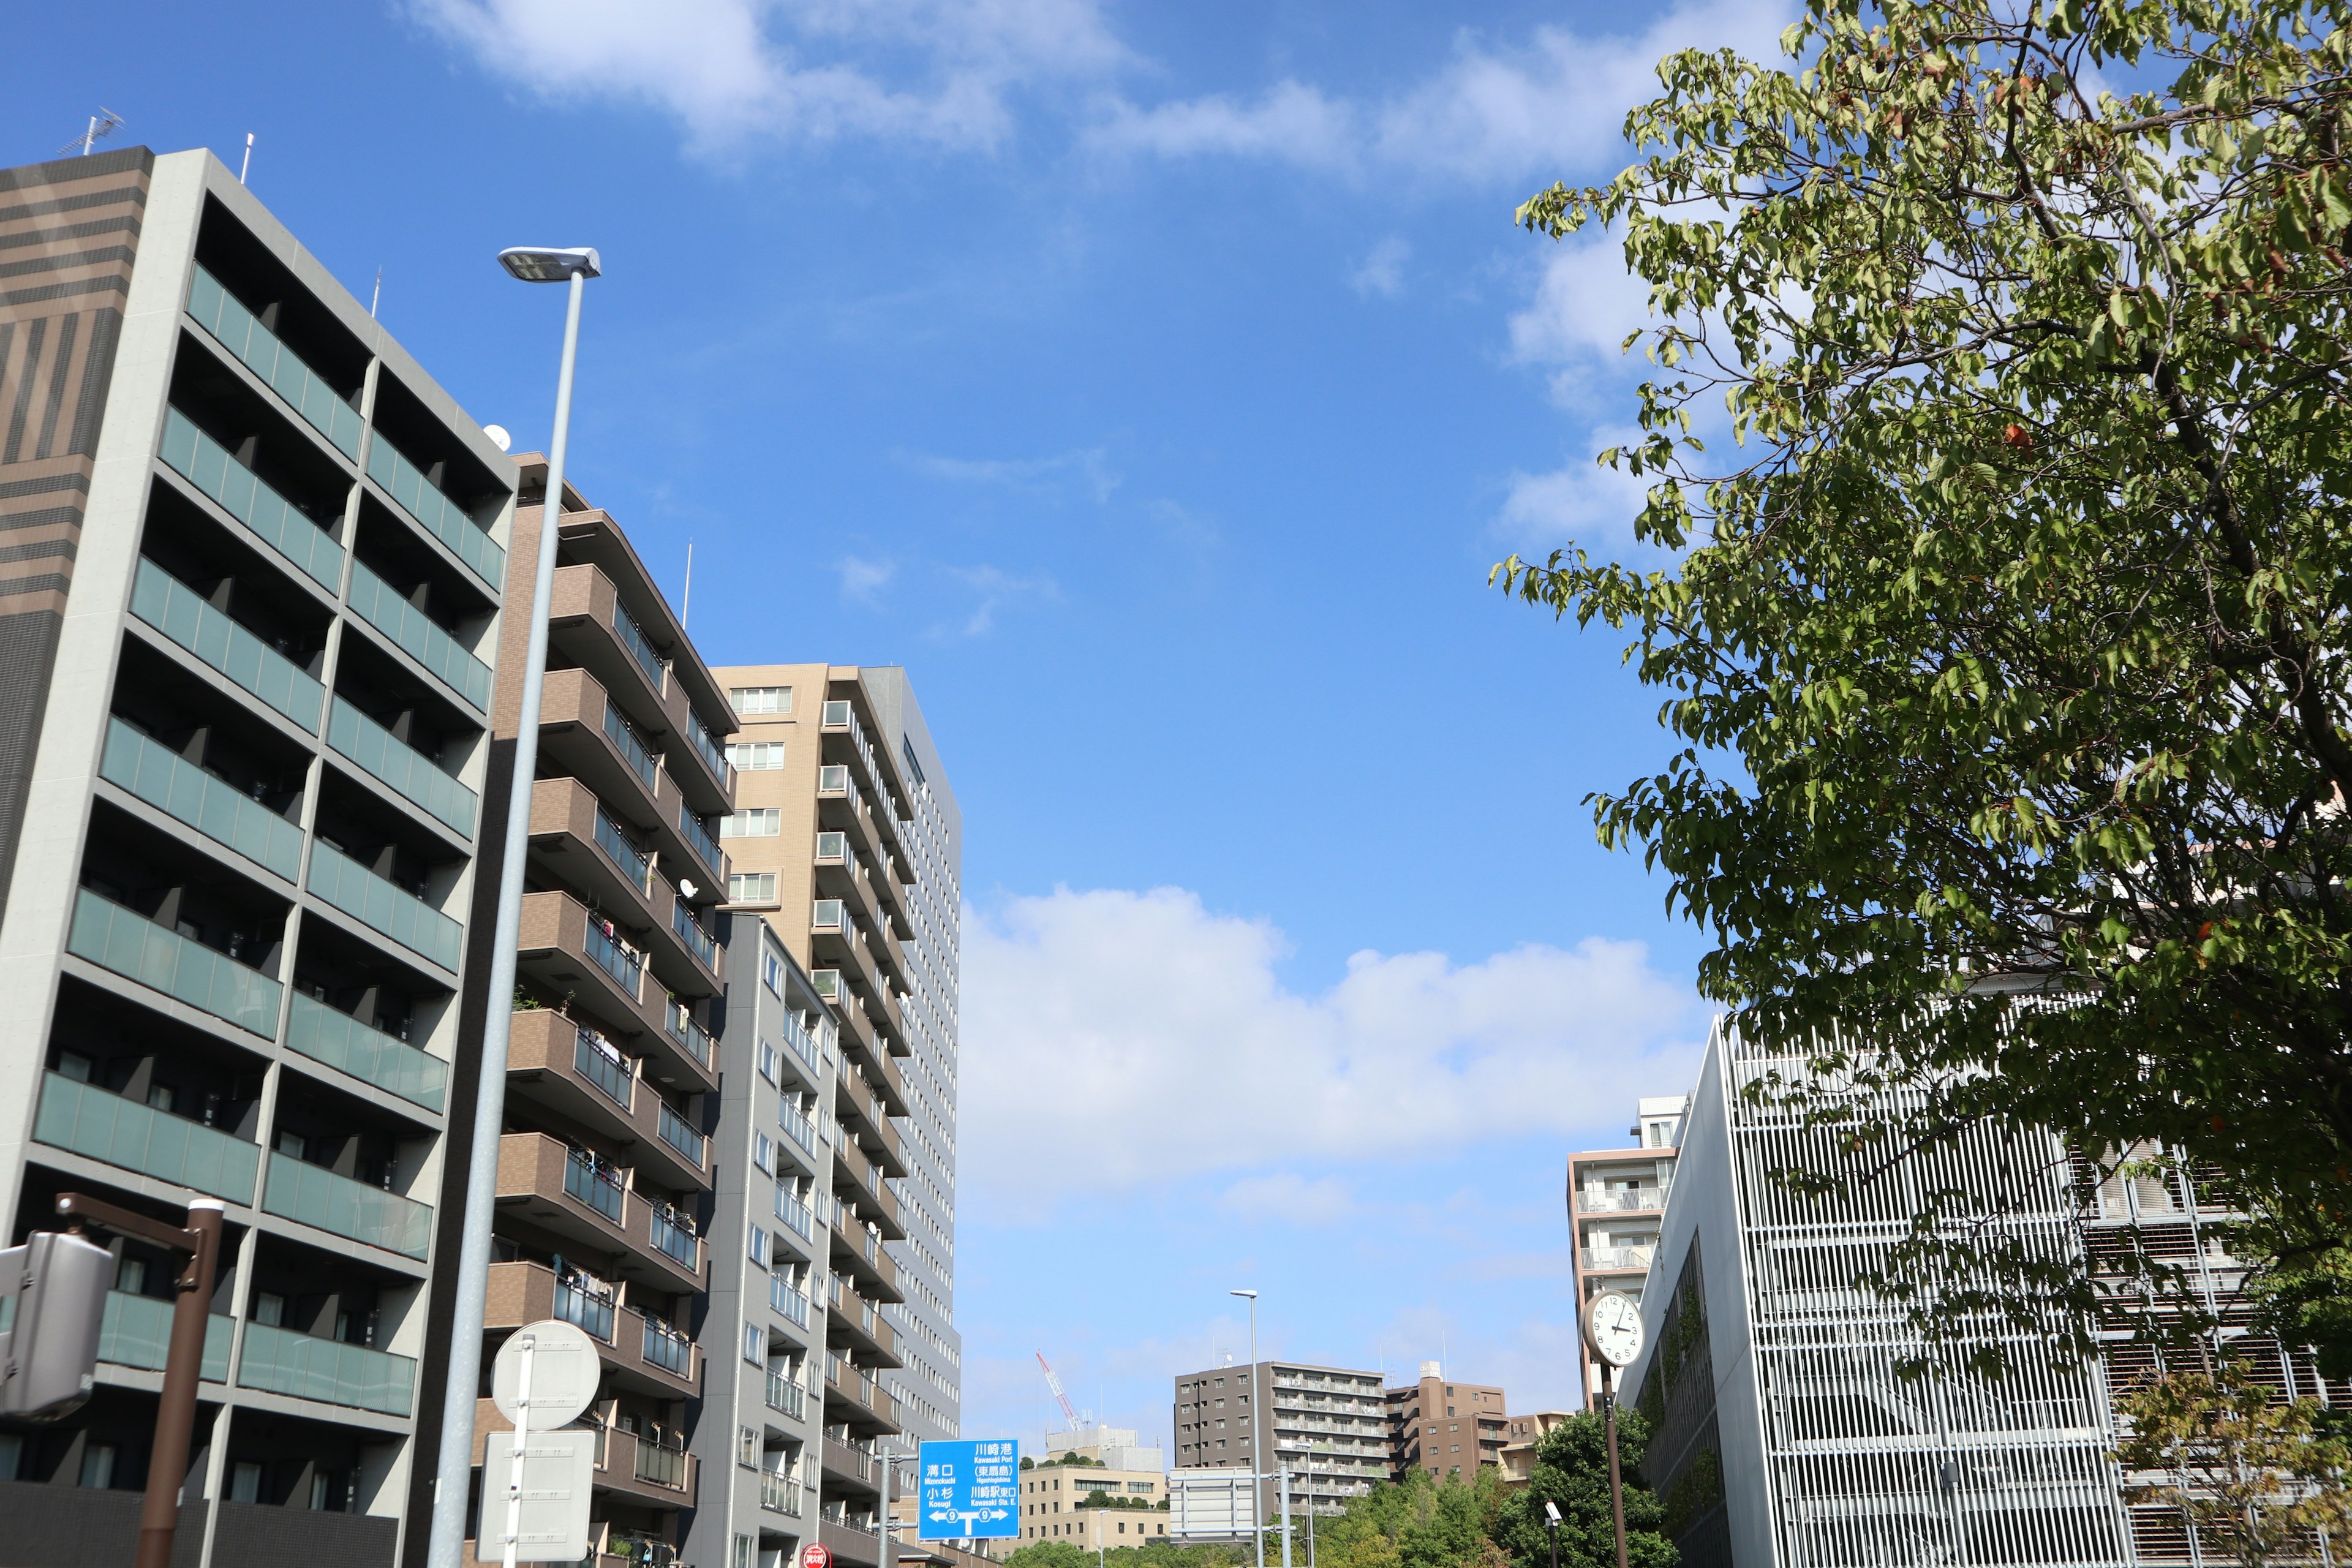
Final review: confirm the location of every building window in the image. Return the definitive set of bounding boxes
[735,1535,755,1568]
[751,1228,771,1266]
[729,873,778,903]
[230,1461,262,1502]
[723,809,782,837]
[744,1323,764,1364]
[739,1428,760,1468]
[754,1133,774,1173]
[728,742,785,771]
[731,686,791,715]
[80,1444,116,1489]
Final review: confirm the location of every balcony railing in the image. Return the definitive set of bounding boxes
[782,1012,821,1079]
[1580,1245,1656,1272]
[131,559,323,733]
[285,992,448,1112]
[687,718,729,786]
[364,432,507,588]
[642,1317,692,1376]
[262,1151,432,1259]
[671,900,717,969]
[66,886,282,1036]
[307,840,462,970]
[565,1146,626,1222]
[100,717,301,880]
[781,1104,816,1156]
[761,1471,802,1515]
[326,697,477,837]
[235,1318,417,1416]
[1575,1187,1670,1215]
[555,1277,616,1340]
[346,561,492,712]
[665,1000,713,1070]
[602,700,658,792]
[611,597,666,688]
[595,807,652,893]
[775,1191,816,1243]
[575,1029,633,1109]
[657,1101,705,1166]
[678,803,720,872]
[633,1436,688,1490]
[771,1273,810,1328]
[99,1289,232,1382]
[586,921,643,997]
[184,268,364,458]
[158,408,342,589]
[649,1205,699,1270]
[34,1071,258,1202]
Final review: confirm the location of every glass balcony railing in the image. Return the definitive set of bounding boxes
[364,432,506,588]
[775,1190,815,1243]
[815,831,847,861]
[184,267,364,458]
[665,1000,713,1070]
[565,1146,626,1223]
[99,717,301,880]
[574,1029,633,1109]
[66,886,282,1036]
[326,697,477,837]
[780,1104,815,1156]
[812,898,845,933]
[611,598,665,688]
[307,840,462,970]
[761,1471,801,1515]
[657,1101,704,1166]
[554,1278,615,1340]
[346,561,492,712]
[594,808,650,893]
[98,1289,232,1381]
[158,409,342,590]
[633,1438,687,1490]
[671,900,717,969]
[649,1206,698,1270]
[687,718,728,785]
[601,699,658,791]
[770,1273,810,1328]
[641,1318,691,1376]
[34,1071,258,1202]
[677,804,720,873]
[782,1012,820,1078]
[262,1150,432,1259]
[130,559,323,733]
[585,921,642,997]
[285,991,447,1112]
[764,1368,805,1419]
[235,1317,417,1416]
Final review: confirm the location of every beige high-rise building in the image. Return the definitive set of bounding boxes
[1382,1363,1507,1480]
[1566,1095,1689,1408]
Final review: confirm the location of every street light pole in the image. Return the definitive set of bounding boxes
[1600,1365,1629,1568]
[1232,1289,1262,1568]
[426,244,601,1568]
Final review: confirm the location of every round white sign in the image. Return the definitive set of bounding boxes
[491,1319,601,1431]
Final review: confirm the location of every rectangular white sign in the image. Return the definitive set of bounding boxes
[477,1431,597,1563]
[1169,1469,1258,1538]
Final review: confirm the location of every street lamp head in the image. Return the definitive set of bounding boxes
[1230,1289,1258,1300]
[1544,1502,1561,1526]
[498,246,603,282]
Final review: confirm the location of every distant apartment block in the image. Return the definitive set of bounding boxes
[0,146,513,1566]
[435,463,737,1567]
[1495,1411,1575,1491]
[1382,1363,1506,1480]
[1172,1360,1386,1520]
[1565,1094,1688,1407]
[1014,1457,1171,1548]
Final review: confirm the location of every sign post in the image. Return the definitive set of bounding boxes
[918,1439,1020,1541]
[481,1321,599,1564]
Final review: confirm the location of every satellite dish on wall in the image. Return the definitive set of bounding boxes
[483,424,513,453]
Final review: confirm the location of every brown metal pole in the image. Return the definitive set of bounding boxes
[1601,1363,1629,1568]
[135,1198,224,1568]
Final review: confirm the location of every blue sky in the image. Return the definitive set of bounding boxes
[23,0,1792,1445]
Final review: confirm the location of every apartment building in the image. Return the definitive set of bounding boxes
[1495,1412,1575,1491]
[0,148,513,1566]
[1382,1363,1506,1480]
[712,662,964,1486]
[434,464,737,1566]
[1014,1459,1171,1548]
[1171,1360,1386,1520]
[1564,1094,1687,1408]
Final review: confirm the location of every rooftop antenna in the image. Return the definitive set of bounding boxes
[680,540,694,628]
[58,108,123,158]
[369,267,383,320]
[238,133,254,185]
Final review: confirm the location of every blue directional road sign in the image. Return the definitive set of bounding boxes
[919,1438,1020,1540]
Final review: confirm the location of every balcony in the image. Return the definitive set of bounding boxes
[821,1434,879,1493]
[662,998,717,1084]
[780,1102,818,1164]
[824,1273,900,1368]
[34,1071,258,1201]
[1579,1245,1656,1273]
[673,802,725,889]
[816,766,888,873]
[538,667,665,824]
[157,408,342,593]
[185,267,365,459]
[670,899,719,980]
[284,992,448,1113]
[834,1065,907,1177]
[1575,1188,1670,1215]
[98,1289,232,1382]
[832,1138,904,1242]
[98,717,301,881]
[812,903,884,1004]
[823,1353,899,1434]
[814,834,890,943]
[649,1202,702,1274]
[775,1189,818,1251]
[771,1272,812,1330]
[494,1132,706,1293]
[261,1150,432,1261]
[345,561,491,713]
[130,558,323,734]
[516,889,654,1035]
[761,1472,804,1517]
[66,886,282,1038]
[765,1368,808,1420]
[819,700,893,814]
[484,1260,698,1400]
[365,431,506,589]
[307,840,462,971]
[470,1400,695,1510]
[326,696,477,839]
[548,564,668,722]
[656,1101,706,1170]
[235,1318,417,1417]
[502,1011,709,1193]
[826,1199,900,1302]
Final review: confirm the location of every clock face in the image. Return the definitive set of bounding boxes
[1585,1292,1645,1367]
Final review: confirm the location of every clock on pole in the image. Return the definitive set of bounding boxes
[1580,1291,1643,1568]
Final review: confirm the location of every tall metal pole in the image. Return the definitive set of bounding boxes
[1601,1365,1629,1568]
[133,1199,222,1568]
[1278,1466,1292,1568]
[1246,1297,1262,1568]
[427,263,589,1568]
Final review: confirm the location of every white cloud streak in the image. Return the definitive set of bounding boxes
[1349,236,1411,300]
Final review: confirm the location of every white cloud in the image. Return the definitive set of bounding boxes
[414,0,1129,151]
[961,887,1702,1204]
[1091,0,1794,183]
[837,554,896,601]
[904,446,1121,502]
[1498,430,1656,551]
[1349,236,1411,300]
[1219,1172,1357,1225]
[1508,235,1657,395]
[942,564,1058,635]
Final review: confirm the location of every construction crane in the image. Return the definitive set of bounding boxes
[1035,1351,1082,1429]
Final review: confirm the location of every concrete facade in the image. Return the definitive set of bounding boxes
[0,146,514,1567]
[1171,1360,1385,1520]
[1565,1094,1688,1409]
[1382,1364,1506,1480]
[1012,1462,1172,1548]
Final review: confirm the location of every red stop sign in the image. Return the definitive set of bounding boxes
[801,1547,834,1568]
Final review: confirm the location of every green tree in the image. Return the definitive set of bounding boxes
[1496,0,2352,1367]
[1493,1412,1676,1568]
[1314,1468,1509,1568]
[2113,1359,2352,1567]
[1005,1544,1092,1568]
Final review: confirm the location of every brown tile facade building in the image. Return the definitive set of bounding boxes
[1382,1364,1506,1480]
